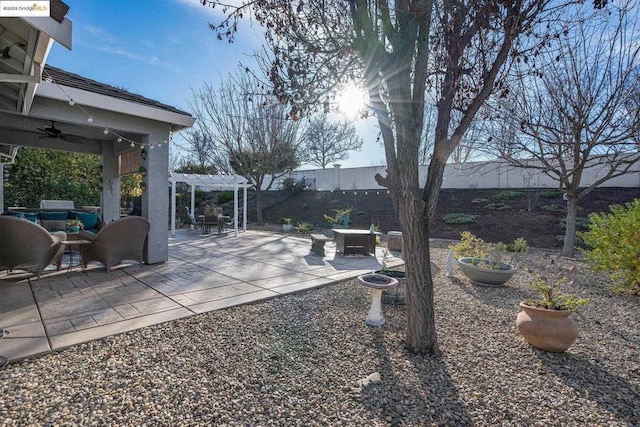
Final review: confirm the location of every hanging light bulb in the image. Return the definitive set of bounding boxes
[130,142,135,148]
[87,116,93,123]
[68,100,75,106]
[45,76,53,83]
[117,137,123,142]
[103,129,109,134]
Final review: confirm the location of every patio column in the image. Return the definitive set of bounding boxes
[142,130,169,264]
[101,142,120,224]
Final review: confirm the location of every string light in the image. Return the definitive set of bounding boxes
[40,68,174,151]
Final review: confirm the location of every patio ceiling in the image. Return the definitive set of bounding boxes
[0,0,73,162]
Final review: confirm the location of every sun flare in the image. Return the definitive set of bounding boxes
[336,84,368,118]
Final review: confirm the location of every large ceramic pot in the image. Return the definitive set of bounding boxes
[376,269,407,305]
[457,257,516,287]
[516,302,578,352]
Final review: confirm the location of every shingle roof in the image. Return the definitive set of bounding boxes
[43,65,192,117]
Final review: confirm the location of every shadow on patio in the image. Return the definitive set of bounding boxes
[0,230,402,363]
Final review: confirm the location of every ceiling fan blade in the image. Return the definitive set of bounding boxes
[60,134,86,143]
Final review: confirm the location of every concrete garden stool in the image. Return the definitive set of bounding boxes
[310,234,332,256]
[357,273,399,326]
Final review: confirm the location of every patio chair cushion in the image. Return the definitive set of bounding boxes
[40,219,67,232]
[39,211,70,221]
[23,212,39,223]
[70,211,99,230]
[4,211,25,218]
[0,216,66,279]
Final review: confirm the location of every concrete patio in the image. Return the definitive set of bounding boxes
[0,230,403,365]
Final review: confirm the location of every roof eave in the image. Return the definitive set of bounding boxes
[36,82,195,128]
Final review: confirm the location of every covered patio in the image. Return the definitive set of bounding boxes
[0,9,195,265]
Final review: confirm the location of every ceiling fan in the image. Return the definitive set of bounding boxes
[35,121,86,143]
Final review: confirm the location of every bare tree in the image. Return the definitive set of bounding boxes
[203,0,582,355]
[494,2,640,257]
[189,73,302,224]
[300,115,363,168]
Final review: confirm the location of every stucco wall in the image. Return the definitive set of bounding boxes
[276,159,640,191]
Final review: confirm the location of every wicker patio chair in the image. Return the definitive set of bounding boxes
[0,216,66,280]
[78,216,150,272]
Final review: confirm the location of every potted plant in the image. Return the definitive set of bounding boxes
[516,262,590,352]
[452,232,520,286]
[282,217,293,232]
[323,207,352,229]
[65,218,84,233]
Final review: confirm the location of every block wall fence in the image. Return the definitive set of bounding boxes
[269,159,640,191]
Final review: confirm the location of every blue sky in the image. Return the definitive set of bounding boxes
[47,0,385,169]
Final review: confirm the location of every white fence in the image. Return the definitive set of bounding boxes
[274,159,640,191]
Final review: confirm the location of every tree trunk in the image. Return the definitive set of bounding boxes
[562,198,577,257]
[402,203,440,355]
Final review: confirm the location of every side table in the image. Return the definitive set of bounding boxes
[61,239,91,276]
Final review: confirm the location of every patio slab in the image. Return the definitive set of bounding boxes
[0,230,402,363]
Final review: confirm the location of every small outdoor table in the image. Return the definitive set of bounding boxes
[332,229,381,255]
[61,239,91,276]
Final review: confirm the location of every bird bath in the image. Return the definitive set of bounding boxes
[357,273,399,327]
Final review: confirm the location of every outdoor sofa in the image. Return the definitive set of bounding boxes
[0,216,66,280]
[2,209,102,233]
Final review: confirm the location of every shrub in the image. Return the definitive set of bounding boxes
[579,199,640,294]
[540,204,566,213]
[484,202,512,211]
[281,177,306,191]
[559,217,590,230]
[217,191,234,205]
[471,198,489,205]
[506,237,530,253]
[494,190,523,200]
[539,190,562,199]
[294,222,314,234]
[452,231,490,259]
[443,213,478,225]
[324,207,353,226]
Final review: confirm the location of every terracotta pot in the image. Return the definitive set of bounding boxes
[516,302,579,352]
[458,257,516,287]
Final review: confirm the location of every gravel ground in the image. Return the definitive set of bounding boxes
[1,245,639,426]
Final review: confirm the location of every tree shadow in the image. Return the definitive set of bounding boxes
[360,327,473,426]
[539,352,640,424]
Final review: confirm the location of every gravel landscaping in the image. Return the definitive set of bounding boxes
[1,244,638,426]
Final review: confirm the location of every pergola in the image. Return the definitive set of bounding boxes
[169,173,249,237]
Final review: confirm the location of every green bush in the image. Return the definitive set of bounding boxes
[217,191,234,205]
[505,237,529,253]
[294,222,314,234]
[494,190,523,200]
[324,207,353,226]
[471,198,489,205]
[579,199,640,294]
[559,217,590,230]
[539,190,562,199]
[484,202,512,211]
[540,204,566,213]
[443,213,478,225]
[451,231,489,259]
